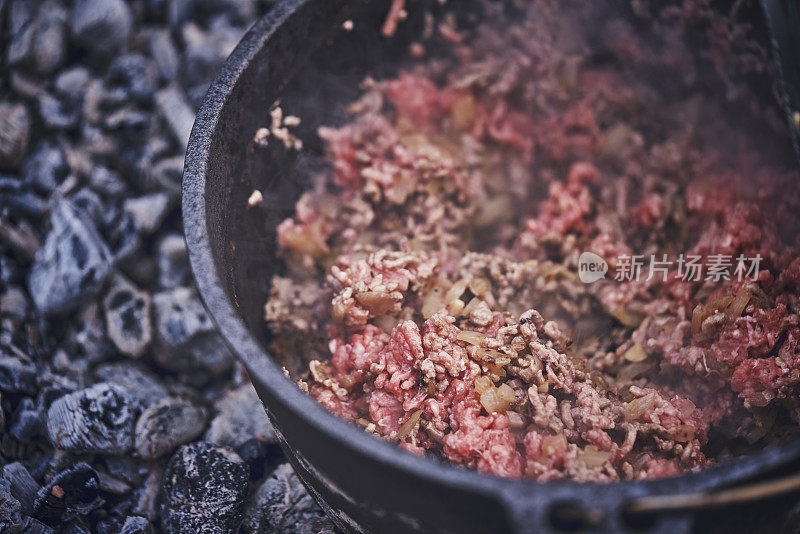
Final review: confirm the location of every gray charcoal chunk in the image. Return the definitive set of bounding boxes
[156,233,189,288]
[94,362,168,409]
[152,286,212,350]
[123,192,171,234]
[155,86,194,150]
[159,442,249,534]
[0,479,23,532]
[89,165,126,197]
[0,355,37,393]
[28,198,113,316]
[134,396,206,460]
[23,141,68,193]
[0,102,30,169]
[182,332,234,375]
[9,406,43,441]
[205,384,275,448]
[69,0,132,53]
[243,463,334,534]
[120,516,152,534]
[103,275,152,357]
[149,30,179,83]
[2,462,39,515]
[46,383,135,454]
[32,2,68,74]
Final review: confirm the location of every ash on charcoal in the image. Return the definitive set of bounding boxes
[134,396,206,460]
[243,463,334,534]
[46,383,135,454]
[159,442,249,533]
[32,462,103,527]
[120,515,153,534]
[23,141,68,193]
[0,102,30,169]
[69,303,115,364]
[152,286,226,371]
[0,355,37,393]
[28,198,113,316]
[205,384,276,448]
[96,470,132,495]
[0,479,23,532]
[103,275,152,357]
[55,67,91,97]
[3,462,41,515]
[69,0,132,54]
[156,233,190,288]
[94,362,168,410]
[122,192,171,235]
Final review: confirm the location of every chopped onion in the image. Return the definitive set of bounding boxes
[580,445,612,467]
[541,433,568,456]
[624,392,656,422]
[497,383,516,404]
[474,376,493,395]
[480,387,504,413]
[397,409,423,441]
[726,286,752,321]
[671,424,695,443]
[469,277,491,296]
[612,306,645,328]
[623,343,648,363]
[444,278,468,306]
[457,330,487,346]
[506,411,526,429]
[354,291,396,315]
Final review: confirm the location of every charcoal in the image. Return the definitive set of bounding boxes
[104,109,151,141]
[159,442,249,533]
[96,471,131,494]
[243,463,334,534]
[120,516,152,534]
[20,516,55,534]
[104,457,147,487]
[69,303,115,364]
[2,462,40,515]
[152,286,213,357]
[133,396,206,459]
[156,233,190,288]
[7,0,35,66]
[61,521,91,534]
[55,68,91,97]
[205,384,276,448]
[0,479,23,532]
[103,275,152,357]
[31,2,68,74]
[0,286,29,318]
[94,363,168,409]
[149,155,184,193]
[236,437,284,481]
[155,87,195,150]
[10,402,44,442]
[0,190,47,218]
[69,187,105,226]
[0,102,30,169]
[0,355,37,393]
[46,383,135,454]
[28,199,113,316]
[88,166,127,198]
[69,0,132,53]
[23,141,68,193]
[102,206,140,260]
[123,192,171,235]
[148,30,179,83]
[32,462,103,527]
[182,331,234,375]
[107,54,158,104]
[38,92,81,130]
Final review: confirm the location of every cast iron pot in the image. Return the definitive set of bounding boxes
[182,1,800,532]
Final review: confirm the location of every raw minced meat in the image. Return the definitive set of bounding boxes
[264,0,800,481]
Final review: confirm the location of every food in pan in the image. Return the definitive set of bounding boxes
[264,0,800,481]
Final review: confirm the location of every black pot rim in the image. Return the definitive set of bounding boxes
[182,0,800,505]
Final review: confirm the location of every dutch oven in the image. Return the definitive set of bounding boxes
[182,0,800,532]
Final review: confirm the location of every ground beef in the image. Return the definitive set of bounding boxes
[265,0,800,481]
